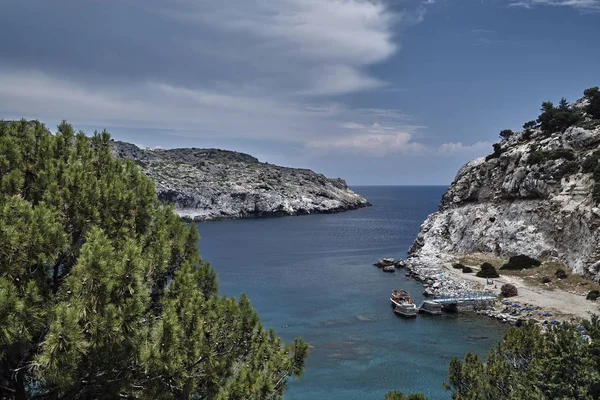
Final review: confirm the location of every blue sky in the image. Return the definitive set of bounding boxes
[0,0,598,184]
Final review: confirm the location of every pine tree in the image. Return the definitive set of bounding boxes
[0,120,307,399]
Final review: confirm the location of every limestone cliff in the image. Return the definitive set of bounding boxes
[408,96,600,286]
[111,141,370,221]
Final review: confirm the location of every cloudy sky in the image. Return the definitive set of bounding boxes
[1,0,599,184]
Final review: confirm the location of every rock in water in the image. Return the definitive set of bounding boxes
[407,101,600,282]
[111,141,370,221]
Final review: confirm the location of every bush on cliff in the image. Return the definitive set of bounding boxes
[0,120,307,399]
[476,263,500,278]
[537,100,582,135]
[499,129,514,140]
[453,263,466,269]
[527,148,575,166]
[584,86,600,119]
[587,290,600,301]
[555,268,569,279]
[500,283,518,297]
[462,266,474,273]
[500,255,541,271]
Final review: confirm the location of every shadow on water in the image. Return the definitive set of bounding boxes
[195,186,507,400]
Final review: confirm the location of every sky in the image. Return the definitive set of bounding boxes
[1,0,599,185]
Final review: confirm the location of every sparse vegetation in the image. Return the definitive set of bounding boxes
[587,290,600,301]
[485,143,505,161]
[500,283,518,297]
[554,161,580,179]
[541,275,552,284]
[462,266,474,273]
[584,86,600,119]
[500,255,542,271]
[555,268,569,279]
[527,148,575,166]
[476,262,500,278]
[499,129,515,140]
[453,263,466,269]
[585,290,600,301]
[537,99,582,135]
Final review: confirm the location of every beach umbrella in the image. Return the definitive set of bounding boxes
[550,320,560,325]
[542,313,553,317]
[503,301,512,305]
[522,307,533,311]
[577,327,586,331]
[512,304,521,308]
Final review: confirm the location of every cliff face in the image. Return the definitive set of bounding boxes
[408,116,600,282]
[111,141,370,221]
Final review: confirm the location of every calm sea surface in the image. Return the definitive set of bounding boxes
[195,186,506,400]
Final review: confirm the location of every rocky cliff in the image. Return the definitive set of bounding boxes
[111,141,370,221]
[407,93,600,289]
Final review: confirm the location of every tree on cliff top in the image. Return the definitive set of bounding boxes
[0,120,307,399]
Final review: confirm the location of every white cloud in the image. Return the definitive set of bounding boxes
[509,0,600,11]
[160,0,411,96]
[438,141,492,155]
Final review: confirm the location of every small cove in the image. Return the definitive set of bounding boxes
[196,186,507,400]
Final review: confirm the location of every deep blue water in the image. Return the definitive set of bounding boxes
[195,186,506,400]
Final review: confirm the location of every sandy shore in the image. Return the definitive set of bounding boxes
[441,262,600,322]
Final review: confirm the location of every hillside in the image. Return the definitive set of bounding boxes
[407,87,600,293]
[111,141,370,221]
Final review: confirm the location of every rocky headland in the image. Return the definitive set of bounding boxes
[111,141,370,221]
[403,88,600,319]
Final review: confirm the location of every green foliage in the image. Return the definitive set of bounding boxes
[500,283,518,297]
[500,255,541,271]
[485,143,505,161]
[554,161,580,180]
[537,100,583,135]
[0,120,307,399]
[499,129,514,140]
[385,391,430,400]
[453,263,466,269]
[587,290,600,301]
[527,148,575,166]
[462,266,474,273]
[583,151,600,173]
[584,86,600,119]
[555,268,569,279]
[476,263,499,278]
[446,320,600,400]
[523,120,537,130]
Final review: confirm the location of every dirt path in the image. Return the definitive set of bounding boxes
[442,263,600,322]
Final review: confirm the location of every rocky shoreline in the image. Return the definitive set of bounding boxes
[111,140,371,221]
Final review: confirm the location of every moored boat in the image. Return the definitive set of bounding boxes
[390,289,417,318]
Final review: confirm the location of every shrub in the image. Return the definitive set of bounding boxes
[586,290,600,301]
[523,120,537,130]
[555,268,569,279]
[527,149,576,166]
[453,263,466,269]
[462,266,474,273]
[500,129,515,140]
[537,100,583,134]
[582,151,600,173]
[501,283,518,297]
[486,143,505,161]
[541,276,552,284]
[500,255,542,271]
[476,262,500,278]
[583,86,600,119]
[554,161,580,180]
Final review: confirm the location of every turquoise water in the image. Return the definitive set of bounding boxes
[195,186,506,400]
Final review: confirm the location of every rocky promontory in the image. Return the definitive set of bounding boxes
[406,88,600,296]
[111,141,370,221]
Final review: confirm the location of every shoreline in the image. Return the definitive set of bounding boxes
[405,252,600,325]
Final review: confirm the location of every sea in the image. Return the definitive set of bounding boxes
[195,186,506,400]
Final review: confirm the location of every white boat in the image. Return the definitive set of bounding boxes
[390,289,417,318]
